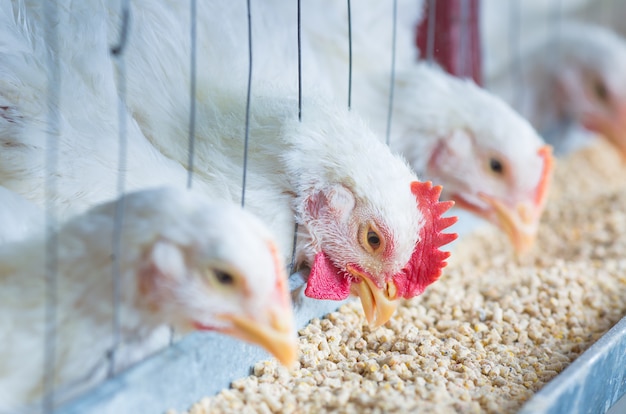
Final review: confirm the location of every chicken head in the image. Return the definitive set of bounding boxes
[112,189,298,366]
[545,23,626,160]
[392,64,554,255]
[426,128,553,255]
[302,181,456,328]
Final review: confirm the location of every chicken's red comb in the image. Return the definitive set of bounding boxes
[394,181,458,299]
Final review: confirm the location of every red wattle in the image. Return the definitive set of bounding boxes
[304,251,351,301]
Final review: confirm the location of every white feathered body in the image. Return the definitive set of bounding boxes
[0,1,217,219]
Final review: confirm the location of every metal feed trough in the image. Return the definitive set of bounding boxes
[57,269,626,414]
[520,317,626,414]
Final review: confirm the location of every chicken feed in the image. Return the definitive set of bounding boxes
[173,140,626,414]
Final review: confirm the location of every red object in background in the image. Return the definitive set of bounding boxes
[416,0,482,86]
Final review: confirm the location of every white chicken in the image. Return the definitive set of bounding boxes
[0,187,297,412]
[294,0,553,254]
[95,0,458,327]
[487,21,626,159]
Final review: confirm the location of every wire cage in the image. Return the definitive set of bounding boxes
[1,0,625,413]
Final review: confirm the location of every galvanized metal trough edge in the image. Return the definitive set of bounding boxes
[520,316,626,414]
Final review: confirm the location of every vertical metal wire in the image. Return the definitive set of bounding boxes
[426,0,437,63]
[289,0,303,273]
[42,1,60,410]
[297,0,302,121]
[385,0,398,146]
[108,0,131,378]
[187,0,197,189]
[347,0,353,109]
[458,0,470,78]
[241,0,252,208]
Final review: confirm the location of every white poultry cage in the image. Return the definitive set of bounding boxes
[8,0,625,413]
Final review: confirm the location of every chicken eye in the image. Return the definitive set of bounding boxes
[489,158,504,174]
[594,80,609,102]
[213,270,235,286]
[360,224,384,254]
[367,231,381,250]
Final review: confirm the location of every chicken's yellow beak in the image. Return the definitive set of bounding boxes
[348,264,399,328]
[480,195,540,255]
[480,146,554,255]
[218,309,298,367]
